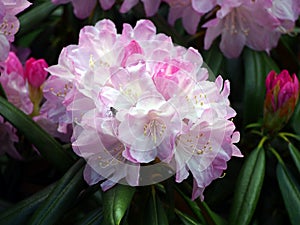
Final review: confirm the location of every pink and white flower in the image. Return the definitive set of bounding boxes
[45,19,241,199]
[0,0,31,61]
[164,0,217,34]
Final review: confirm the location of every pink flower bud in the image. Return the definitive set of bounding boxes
[24,57,48,88]
[5,51,23,75]
[263,70,299,133]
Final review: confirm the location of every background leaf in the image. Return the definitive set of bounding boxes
[288,143,300,173]
[27,159,86,225]
[229,146,265,225]
[144,187,168,225]
[276,163,300,225]
[0,183,55,225]
[242,49,280,125]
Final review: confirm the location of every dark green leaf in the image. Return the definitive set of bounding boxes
[288,143,300,173]
[291,101,300,134]
[0,184,56,225]
[229,146,266,225]
[76,207,103,225]
[144,187,168,225]
[0,84,7,100]
[201,202,227,225]
[243,49,280,125]
[27,159,86,225]
[0,96,74,172]
[17,1,58,37]
[175,208,202,225]
[276,163,300,225]
[102,184,135,225]
[202,43,224,78]
[175,186,206,224]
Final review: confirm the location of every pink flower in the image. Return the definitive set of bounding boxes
[46,19,241,197]
[268,0,300,32]
[164,0,216,34]
[52,0,162,19]
[263,70,299,133]
[0,52,33,114]
[203,0,281,58]
[24,57,48,88]
[0,0,31,61]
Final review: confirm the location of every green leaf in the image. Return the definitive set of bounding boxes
[27,159,86,225]
[243,49,280,125]
[202,43,224,78]
[76,207,103,225]
[0,184,56,225]
[291,101,300,134]
[276,163,300,225]
[17,1,58,37]
[0,96,74,172]
[175,208,202,225]
[0,83,7,100]
[229,145,266,225]
[102,184,135,225]
[288,143,300,173]
[202,202,227,225]
[175,186,206,224]
[144,187,168,225]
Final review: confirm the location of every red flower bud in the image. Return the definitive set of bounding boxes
[263,70,299,133]
[24,57,48,88]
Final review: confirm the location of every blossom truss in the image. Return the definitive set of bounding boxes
[203,0,300,58]
[44,19,242,200]
[51,0,162,19]
[0,0,31,61]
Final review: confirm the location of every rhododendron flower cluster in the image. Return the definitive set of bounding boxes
[0,0,31,61]
[44,19,242,200]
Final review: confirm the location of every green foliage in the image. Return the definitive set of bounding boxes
[229,145,266,225]
[102,185,135,225]
[276,163,300,225]
[243,49,280,125]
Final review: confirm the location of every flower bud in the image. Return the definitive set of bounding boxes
[24,57,48,88]
[263,70,299,134]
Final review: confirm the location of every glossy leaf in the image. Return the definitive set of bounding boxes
[229,146,265,225]
[243,49,280,125]
[276,163,300,225]
[288,143,300,173]
[102,184,135,225]
[0,183,56,225]
[0,96,74,172]
[144,187,168,225]
[27,159,86,225]
[17,1,58,37]
[175,208,202,225]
